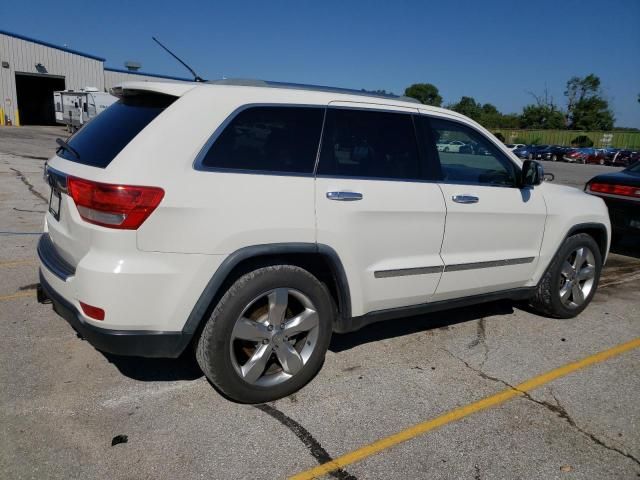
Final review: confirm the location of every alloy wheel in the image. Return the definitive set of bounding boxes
[558,247,596,308]
[230,288,320,387]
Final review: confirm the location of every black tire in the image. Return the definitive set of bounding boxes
[196,265,334,403]
[529,233,602,319]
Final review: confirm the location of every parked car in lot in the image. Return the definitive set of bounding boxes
[600,147,620,165]
[512,145,535,159]
[586,161,640,240]
[611,149,640,167]
[534,145,569,162]
[564,147,606,164]
[37,79,611,403]
[505,143,526,151]
[514,144,555,160]
[436,139,466,152]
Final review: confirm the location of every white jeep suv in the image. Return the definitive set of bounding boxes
[38,79,610,403]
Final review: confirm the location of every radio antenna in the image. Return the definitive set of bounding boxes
[152,36,205,82]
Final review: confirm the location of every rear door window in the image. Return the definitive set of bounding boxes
[316,108,422,180]
[200,106,324,175]
[56,93,175,168]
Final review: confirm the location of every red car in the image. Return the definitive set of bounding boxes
[563,148,607,165]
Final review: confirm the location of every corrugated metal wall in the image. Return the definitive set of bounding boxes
[0,32,104,125]
[494,129,640,149]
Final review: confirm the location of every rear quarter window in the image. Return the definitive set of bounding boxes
[57,93,176,168]
[199,106,324,175]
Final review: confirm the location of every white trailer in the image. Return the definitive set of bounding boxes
[53,88,117,131]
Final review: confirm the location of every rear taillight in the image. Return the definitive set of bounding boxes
[588,182,640,198]
[67,177,164,229]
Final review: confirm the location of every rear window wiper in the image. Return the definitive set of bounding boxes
[56,138,80,159]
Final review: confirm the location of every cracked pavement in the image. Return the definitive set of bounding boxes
[444,348,640,469]
[1,127,639,479]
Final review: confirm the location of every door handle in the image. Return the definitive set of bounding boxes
[326,191,363,201]
[452,195,479,204]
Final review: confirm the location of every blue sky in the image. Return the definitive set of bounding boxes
[3,0,639,126]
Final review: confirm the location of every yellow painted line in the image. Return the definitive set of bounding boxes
[0,259,37,268]
[0,290,36,302]
[290,337,640,480]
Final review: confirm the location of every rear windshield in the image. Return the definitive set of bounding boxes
[57,93,176,168]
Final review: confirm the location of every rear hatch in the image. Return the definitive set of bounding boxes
[44,87,182,267]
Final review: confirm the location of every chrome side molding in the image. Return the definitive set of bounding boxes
[374,265,443,278]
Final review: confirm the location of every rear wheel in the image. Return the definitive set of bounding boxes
[196,265,334,403]
[530,233,602,318]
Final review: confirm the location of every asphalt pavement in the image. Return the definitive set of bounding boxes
[1,127,638,480]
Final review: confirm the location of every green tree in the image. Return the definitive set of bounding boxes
[404,83,442,107]
[520,104,565,129]
[498,113,521,129]
[447,97,518,129]
[564,74,614,130]
[479,103,508,128]
[570,97,614,130]
[520,87,565,129]
[449,96,482,120]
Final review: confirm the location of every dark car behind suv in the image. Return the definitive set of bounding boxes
[586,161,640,240]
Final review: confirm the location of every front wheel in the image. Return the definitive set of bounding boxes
[196,265,334,403]
[530,233,602,319]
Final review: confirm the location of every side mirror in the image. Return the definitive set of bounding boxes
[521,159,544,187]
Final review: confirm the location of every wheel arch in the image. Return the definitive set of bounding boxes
[182,243,352,337]
[566,222,609,260]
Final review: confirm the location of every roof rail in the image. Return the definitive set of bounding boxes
[206,78,422,104]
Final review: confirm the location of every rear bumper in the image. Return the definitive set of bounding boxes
[601,197,640,235]
[38,270,192,358]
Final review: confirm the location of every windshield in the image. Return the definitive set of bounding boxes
[57,93,176,168]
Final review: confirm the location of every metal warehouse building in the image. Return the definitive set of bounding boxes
[0,30,190,126]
